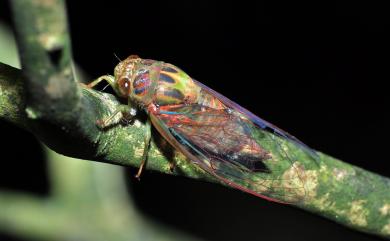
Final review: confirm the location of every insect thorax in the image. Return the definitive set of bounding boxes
[129,60,201,107]
[154,63,200,106]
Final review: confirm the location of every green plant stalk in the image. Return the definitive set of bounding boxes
[0,147,200,241]
[2,0,390,239]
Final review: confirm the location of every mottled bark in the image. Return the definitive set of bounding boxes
[1,0,390,239]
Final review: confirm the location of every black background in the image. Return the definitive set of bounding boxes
[0,1,389,240]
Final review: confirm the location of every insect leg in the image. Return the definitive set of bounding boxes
[135,118,151,179]
[96,105,134,128]
[85,75,116,89]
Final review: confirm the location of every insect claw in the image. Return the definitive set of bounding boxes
[169,162,176,173]
[96,119,107,129]
[135,165,144,180]
[135,154,147,180]
[134,174,141,181]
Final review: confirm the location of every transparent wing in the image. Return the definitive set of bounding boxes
[192,79,319,161]
[150,101,313,203]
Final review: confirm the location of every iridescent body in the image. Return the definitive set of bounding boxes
[87,55,318,203]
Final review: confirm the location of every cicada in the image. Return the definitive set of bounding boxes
[87,55,318,204]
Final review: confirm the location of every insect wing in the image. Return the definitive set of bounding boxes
[150,102,311,203]
[192,79,319,161]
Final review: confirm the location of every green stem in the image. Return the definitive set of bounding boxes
[0,148,198,241]
[1,0,390,239]
[10,0,77,122]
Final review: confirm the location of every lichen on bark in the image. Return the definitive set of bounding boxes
[1,0,390,239]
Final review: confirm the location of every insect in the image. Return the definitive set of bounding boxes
[86,55,318,204]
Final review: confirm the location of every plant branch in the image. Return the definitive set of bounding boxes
[1,0,390,239]
[2,60,390,238]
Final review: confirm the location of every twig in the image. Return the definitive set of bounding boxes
[1,0,390,238]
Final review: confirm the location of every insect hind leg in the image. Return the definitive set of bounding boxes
[135,118,152,179]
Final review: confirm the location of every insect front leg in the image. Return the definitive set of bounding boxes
[84,75,116,89]
[84,75,137,128]
[135,118,152,179]
[96,104,137,128]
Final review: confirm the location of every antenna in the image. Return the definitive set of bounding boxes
[113,53,122,62]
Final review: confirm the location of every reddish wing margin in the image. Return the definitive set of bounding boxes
[147,79,318,204]
[192,79,319,163]
[149,110,289,203]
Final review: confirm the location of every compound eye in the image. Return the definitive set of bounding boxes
[117,77,131,96]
